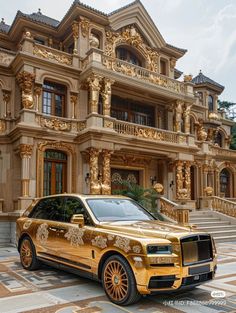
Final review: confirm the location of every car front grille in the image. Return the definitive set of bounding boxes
[181,235,213,266]
[181,272,213,286]
[148,275,176,289]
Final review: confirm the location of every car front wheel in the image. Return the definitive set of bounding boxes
[102,255,141,305]
[19,237,40,270]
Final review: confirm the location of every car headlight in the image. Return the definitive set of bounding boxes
[147,245,172,254]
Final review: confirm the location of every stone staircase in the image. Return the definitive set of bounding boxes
[189,210,236,242]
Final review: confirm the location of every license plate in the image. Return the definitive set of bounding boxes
[189,264,210,275]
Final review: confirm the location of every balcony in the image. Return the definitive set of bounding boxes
[33,44,73,66]
[103,117,195,146]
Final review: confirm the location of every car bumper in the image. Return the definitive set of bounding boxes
[134,259,217,295]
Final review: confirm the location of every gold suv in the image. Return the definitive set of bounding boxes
[16,194,217,305]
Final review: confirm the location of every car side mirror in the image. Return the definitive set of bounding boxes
[70,214,84,227]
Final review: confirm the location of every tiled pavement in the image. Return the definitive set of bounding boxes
[0,243,236,313]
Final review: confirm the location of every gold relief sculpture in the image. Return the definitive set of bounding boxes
[80,18,90,37]
[0,120,6,133]
[107,234,115,241]
[16,71,35,109]
[77,121,86,131]
[38,141,75,154]
[208,112,220,121]
[92,235,107,249]
[197,122,208,141]
[65,227,85,246]
[184,161,191,199]
[36,223,49,245]
[101,149,112,195]
[114,236,131,253]
[101,78,115,116]
[88,147,101,195]
[33,46,72,65]
[104,119,114,129]
[174,100,183,132]
[176,160,183,199]
[19,144,33,158]
[0,51,15,65]
[87,73,102,113]
[183,104,192,133]
[40,117,71,131]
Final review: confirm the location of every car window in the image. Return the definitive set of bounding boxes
[64,197,92,225]
[29,197,65,222]
[86,198,154,222]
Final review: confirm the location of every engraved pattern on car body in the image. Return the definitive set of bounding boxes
[64,227,85,247]
[132,245,142,254]
[36,223,49,245]
[91,235,107,249]
[23,220,33,230]
[114,236,131,253]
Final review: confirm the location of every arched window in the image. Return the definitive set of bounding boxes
[208,95,214,112]
[215,131,223,147]
[116,47,142,66]
[220,168,230,197]
[42,81,67,117]
[44,150,67,196]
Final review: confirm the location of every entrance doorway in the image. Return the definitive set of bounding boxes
[220,168,230,198]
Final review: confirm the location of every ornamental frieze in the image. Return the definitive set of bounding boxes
[0,51,15,66]
[33,46,72,65]
[40,116,71,131]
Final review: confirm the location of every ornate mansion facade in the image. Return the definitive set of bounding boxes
[0,0,235,225]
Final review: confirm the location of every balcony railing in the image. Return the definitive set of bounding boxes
[33,44,73,66]
[212,196,236,218]
[210,145,236,158]
[104,118,190,145]
[102,55,186,95]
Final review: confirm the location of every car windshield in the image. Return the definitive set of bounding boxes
[86,198,155,222]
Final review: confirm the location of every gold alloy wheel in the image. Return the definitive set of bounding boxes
[20,239,33,268]
[104,260,129,301]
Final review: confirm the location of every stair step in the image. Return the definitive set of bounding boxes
[189,218,220,222]
[197,225,235,231]
[191,221,231,226]
[206,229,236,236]
[212,235,236,242]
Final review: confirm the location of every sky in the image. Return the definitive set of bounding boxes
[1,0,236,102]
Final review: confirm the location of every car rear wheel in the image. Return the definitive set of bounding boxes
[20,237,40,270]
[102,255,141,305]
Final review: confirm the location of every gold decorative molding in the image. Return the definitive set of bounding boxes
[101,149,113,195]
[87,73,102,113]
[184,74,193,82]
[19,144,33,158]
[105,26,159,73]
[16,71,35,109]
[33,45,72,65]
[104,119,114,129]
[78,120,86,131]
[101,78,115,116]
[197,121,207,141]
[80,18,90,38]
[40,116,71,131]
[88,147,101,195]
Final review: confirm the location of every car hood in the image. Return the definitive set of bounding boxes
[99,220,198,241]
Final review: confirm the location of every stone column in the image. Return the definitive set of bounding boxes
[34,85,42,112]
[16,71,35,109]
[2,91,11,118]
[176,160,184,199]
[19,144,33,197]
[101,150,112,195]
[203,164,208,191]
[183,103,192,134]
[70,93,78,119]
[101,78,115,116]
[174,100,184,132]
[215,168,220,196]
[87,74,102,114]
[72,21,79,54]
[184,161,191,199]
[88,148,101,194]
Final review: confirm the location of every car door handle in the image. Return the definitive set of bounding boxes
[57,228,67,233]
[49,226,58,232]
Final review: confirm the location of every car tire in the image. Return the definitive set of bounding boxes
[102,254,141,305]
[19,236,41,270]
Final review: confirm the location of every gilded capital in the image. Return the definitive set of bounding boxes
[80,18,90,38]
[16,71,35,109]
[19,144,33,158]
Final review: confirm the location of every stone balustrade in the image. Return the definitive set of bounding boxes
[160,197,189,224]
[104,117,190,145]
[212,196,236,218]
[36,114,86,132]
[102,55,186,95]
[33,44,73,66]
[210,146,236,158]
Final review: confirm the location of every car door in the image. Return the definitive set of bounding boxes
[30,196,65,258]
[55,196,94,271]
